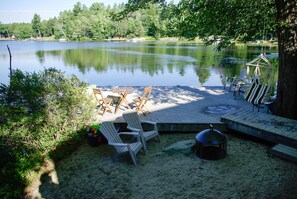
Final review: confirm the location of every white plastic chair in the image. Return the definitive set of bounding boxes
[122,111,160,150]
[100,121,144,166]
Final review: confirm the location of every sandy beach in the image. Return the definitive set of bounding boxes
[92,86,254,124]
[34,133,297,199]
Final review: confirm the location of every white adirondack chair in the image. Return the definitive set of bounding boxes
[100,121,144,166]
[122,111,160,151]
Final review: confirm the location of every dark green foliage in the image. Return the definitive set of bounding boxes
[0,141,27,198]
[0,68,97,198]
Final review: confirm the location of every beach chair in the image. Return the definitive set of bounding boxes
[92,88,113,115]
[244,83,273,112]
[133,86,152,115]
[238,76,261,94]
[100,121,144,166]
[123,111,160,150]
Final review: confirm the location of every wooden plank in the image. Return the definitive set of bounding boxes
[269,144,297,163]
[270,127,290,137]
[222,111,244,121]
[288,132,297,140]
[242,111,259,120]
[263,125,274,132]
[224,109,252,120]
[221,110,297,148]
[273,144,297,155]
[288,131,297,138]
[282,129,293,137]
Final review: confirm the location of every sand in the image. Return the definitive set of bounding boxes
[93,86,255,124]
[35,133,297,199]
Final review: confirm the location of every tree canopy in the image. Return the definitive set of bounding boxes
[0,2,178,40]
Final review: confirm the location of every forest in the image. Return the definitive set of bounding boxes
[0,1,277,43]
[0,2,181,41]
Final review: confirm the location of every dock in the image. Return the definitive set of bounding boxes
[221,109,297,162]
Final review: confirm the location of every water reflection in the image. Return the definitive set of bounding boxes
[1,41,278,86]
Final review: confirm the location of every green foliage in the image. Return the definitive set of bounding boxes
[1,1,179,40]
[0,0,281,42]
[31,14,41,37]
[0,22,33,39]
[179,0,276,45]
[120,0,278,48]
[0,68,97,198]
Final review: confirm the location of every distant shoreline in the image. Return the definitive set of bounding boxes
[0,37,278,47]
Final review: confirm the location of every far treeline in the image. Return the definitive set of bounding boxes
[0,2,185,41]
[0,1,275,42]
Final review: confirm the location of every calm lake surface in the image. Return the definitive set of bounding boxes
[0,41,278,86]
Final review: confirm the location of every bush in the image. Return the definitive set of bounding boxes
[0,68,97,198]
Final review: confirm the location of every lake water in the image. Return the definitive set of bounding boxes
[0,41,278,86]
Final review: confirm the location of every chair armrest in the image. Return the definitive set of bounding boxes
[140,120,157,125]
[141,120,158,130]
[127,126,141,132]
[264,95,276,105]
[119,132,140,136]
[109,142,128,147]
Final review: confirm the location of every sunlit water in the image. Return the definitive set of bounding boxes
[0,41,278,86]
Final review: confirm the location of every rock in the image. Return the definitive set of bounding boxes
[162,139,195,155]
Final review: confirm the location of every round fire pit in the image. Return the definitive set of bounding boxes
[194,124,227,160]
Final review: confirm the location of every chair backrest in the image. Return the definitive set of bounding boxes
[143,86,152,100]
[244,83,271,105]
[100,122,123,152]
[251,76,261,84]
[93,88,104,102]
[123,111,144,132]
[139,86,152,107]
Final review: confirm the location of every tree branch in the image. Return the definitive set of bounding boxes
[7,45,12,81]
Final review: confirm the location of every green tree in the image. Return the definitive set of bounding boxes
[40,18,56,37]
[0,23,9,37]
[160,1,179,37]
[56,10,72,39]
[31,13,41,37]
[73,2,86,16]
[13,23,33,39]
[140,4,163,38]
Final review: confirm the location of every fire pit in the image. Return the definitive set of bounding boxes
[194,124,227,160]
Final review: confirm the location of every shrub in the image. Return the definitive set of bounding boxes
[0,68,97,198]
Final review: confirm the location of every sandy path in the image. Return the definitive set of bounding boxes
[38,133,297,199]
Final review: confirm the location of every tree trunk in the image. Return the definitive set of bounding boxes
[273,0,297,120]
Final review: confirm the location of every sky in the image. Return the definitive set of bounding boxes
[0,0,128,24]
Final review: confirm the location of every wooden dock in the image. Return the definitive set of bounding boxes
[221,110,297,162]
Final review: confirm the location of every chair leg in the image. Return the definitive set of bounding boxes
[114,152,119,162]
[129,150,137,166]
[106,103,114,113]
[157,135,161,142]
[102,106,107,115]
[140,137,148,151]
[143,105,150,114]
